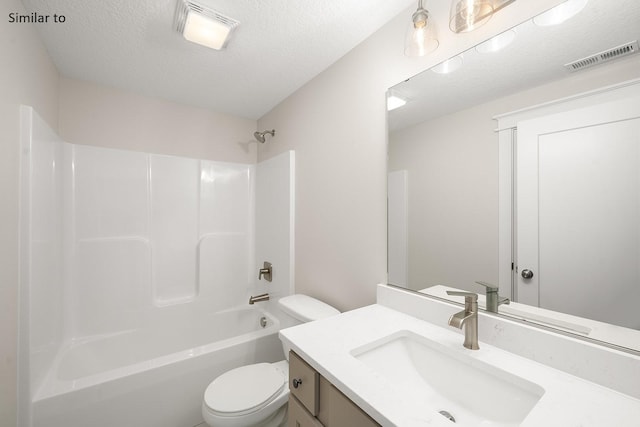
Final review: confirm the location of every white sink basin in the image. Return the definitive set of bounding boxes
[351,330,545,426]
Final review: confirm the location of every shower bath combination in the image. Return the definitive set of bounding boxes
[254,129,275,143]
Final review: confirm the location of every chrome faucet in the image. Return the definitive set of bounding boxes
[446,291,479,350]
[475,281,510,313]
[249,293,270,305]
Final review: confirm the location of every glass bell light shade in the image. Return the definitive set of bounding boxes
[449,0,494,33]
[404,1,439,57]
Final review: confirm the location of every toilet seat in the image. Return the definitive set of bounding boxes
[204,363,286,417]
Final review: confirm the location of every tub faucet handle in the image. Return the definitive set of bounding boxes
[258,262,272,282]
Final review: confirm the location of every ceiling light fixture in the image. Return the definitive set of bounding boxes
[404,0,439,57]
[175,0,239,50]
[533,0,588,27]
[449,0,494,33]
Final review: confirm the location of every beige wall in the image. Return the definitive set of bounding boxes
[257,1,563,311]
[0,0,59,425]
[59,78,257,163]
[390,104,499,291]
[389,54,640,295]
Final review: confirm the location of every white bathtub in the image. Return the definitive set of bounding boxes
[32,306,284,427]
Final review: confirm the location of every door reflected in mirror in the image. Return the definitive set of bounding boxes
[387,0,640,353]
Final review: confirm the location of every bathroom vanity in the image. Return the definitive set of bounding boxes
[288,351,379,426]
[279,285,640,426]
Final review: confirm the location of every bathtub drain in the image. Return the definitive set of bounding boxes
[439,410,456,423]
[260,316,268,328]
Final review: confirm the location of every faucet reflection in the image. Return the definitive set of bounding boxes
[446,291,479,350]
[475,281,510,313]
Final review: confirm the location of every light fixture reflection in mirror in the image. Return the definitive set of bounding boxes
[431,55,464,74]
[387,95,407,111]
[475,30,516,54]
[533,0,589,27]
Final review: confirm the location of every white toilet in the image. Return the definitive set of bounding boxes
[202,294,340,427]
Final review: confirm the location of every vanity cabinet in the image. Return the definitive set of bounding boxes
[288,351,380,427]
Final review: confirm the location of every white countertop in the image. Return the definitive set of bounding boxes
[279,304,640,427]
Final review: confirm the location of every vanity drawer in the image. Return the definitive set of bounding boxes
[288,395,324,427]
[289,351,320,415]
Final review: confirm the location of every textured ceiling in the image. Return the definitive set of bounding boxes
[21,0,415,119]
[389,0,640,131]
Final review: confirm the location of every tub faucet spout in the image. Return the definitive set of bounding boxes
[446,291,479,350]
[249,293,270,305]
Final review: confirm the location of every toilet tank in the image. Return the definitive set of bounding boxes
[278,294,340,322]
[278,294,340,360]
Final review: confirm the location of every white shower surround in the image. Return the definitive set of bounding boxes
[67,143,258,333]
[19,106,295,426]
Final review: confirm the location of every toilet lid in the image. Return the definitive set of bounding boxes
[204,363,285,416]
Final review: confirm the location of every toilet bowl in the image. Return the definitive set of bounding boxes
[202,361,290,427]
[202,295,339,427]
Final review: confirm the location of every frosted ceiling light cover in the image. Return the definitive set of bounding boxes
[476,30,516,54]
[533,0,588,27]
[175,0,239,50]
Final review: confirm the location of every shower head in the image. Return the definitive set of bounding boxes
[254,129,275,143]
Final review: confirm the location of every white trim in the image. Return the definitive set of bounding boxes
[18,105,34,427]
[494,78,640,131]
[498,128,514,300]
[288,150,296,295]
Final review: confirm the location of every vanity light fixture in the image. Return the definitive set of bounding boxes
[533,0,588,27]
[404,0,439,57]
[431,55,463,74]
[448,0,516,33]
[175,0,239,50]
[449,0,494,33]
[475,30,516,54]
[387,95,407,111]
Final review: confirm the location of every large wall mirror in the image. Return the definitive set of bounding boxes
[387,0,640,353]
